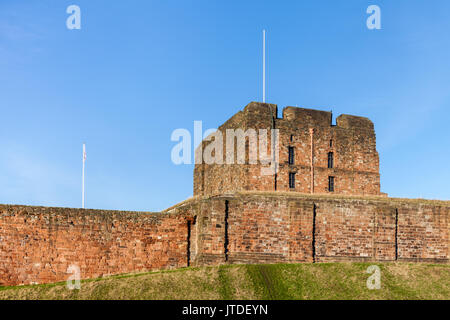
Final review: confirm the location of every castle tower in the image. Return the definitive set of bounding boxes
[194,102,381,197]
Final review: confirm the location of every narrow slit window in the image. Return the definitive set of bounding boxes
[288,147,295,165]
[289,172,296,189]
[328,152,334,168]
[328,176,335,192]
[290,135,294,142]
[330,139,333,148]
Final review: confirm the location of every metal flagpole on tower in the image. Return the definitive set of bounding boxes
[263,29,266,103]
[82,143,86,209]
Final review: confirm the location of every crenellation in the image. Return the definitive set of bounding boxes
[281,106,332,127]
[336,114,375,131]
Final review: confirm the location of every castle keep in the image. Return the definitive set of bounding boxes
[0,102,448,286]
[194,102,381,196]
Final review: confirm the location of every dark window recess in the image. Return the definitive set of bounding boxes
[274,173,278,191]
[288,147,295,165]
[187,220,191,267]
[312,204,317,263]
[289,172,296,189]
[224,201,229,262]
[330,139,333,148]
[328,152,334,168]
[328,176,335,192]
[290,135,294,142]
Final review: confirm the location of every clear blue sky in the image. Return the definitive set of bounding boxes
[1,0,449,211]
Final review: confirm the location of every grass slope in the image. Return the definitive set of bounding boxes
[0,263,449,300]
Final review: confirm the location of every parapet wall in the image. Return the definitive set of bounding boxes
[0,205,191,286]
[1,194,448,286]
[189,193,449,266]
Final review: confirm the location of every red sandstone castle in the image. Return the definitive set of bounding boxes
[195,102,382,197]
[0,101,448,287]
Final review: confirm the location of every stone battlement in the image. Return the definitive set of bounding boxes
[242,102,374,131]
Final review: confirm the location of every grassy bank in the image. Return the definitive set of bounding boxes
[0,262,448,300]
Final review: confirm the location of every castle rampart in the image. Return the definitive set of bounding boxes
[1,194,448,286]
[0,205,190,286]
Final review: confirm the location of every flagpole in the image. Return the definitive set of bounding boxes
[82,143,85,209]
[263,29,266,103]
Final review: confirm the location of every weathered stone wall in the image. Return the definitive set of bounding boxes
[1,194,448,286]
[314,199,396,262]
[187,193,449,266]
[0,205,190,286]
[193,102,381,197]
[397,204,448,263]
[194,102,278,196]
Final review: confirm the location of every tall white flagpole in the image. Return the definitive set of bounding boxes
[82,143,86,209]
[263,29,266,103]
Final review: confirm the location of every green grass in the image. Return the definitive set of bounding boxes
[0,262,448,300]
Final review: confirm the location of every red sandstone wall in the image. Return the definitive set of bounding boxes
[275,110,380,195]
[226,197,314,264]
[191,195,449,267]
[314,200,396,262]
[194,102,381,198]
[194,102,278,197]
[0,205,189,286]
[1,195,448,287]
[397,204,448,262]
[192,199,227,265]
